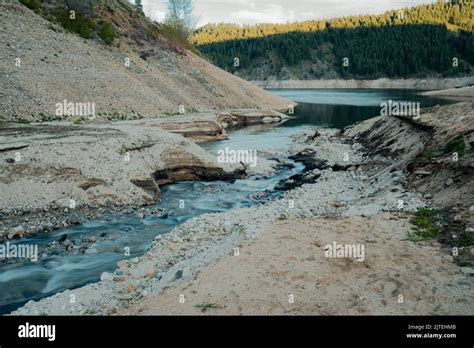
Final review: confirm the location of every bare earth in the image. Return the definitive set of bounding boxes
[119,214,471,315]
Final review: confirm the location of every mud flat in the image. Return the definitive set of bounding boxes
[12,101,474,315]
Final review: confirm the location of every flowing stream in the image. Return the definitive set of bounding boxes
[0,89,453,314]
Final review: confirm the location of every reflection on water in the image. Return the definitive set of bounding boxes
[288,103,380,129]
[269,88,455,129]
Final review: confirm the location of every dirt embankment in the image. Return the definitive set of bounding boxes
[12,101,474,316]
[0,2,289,121]
[255,77,474,90]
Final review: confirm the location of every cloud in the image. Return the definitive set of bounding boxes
[136,0,436,26]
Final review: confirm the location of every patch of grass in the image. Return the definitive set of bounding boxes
[164,112,179,117]
[39,112,64,122]
[13,118,31,125]
[98,21,117,45]
[407,208,441,242]
[195,303,219,313]
[443,134,465,155]
[19,0,41,12]
[96,111,143,121]
[451,233,474,248]
[416,150,434,161]
[73,116,87,125]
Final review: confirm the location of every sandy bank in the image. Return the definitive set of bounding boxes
[120,214,471,315]
[420,85,474,97]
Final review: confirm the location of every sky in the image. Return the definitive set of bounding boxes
[138,0,437,27]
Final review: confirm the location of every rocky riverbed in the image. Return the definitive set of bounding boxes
[0,109,289,240]
[11,101,473,315]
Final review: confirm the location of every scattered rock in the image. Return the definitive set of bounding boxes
[175,270,183,280]
[100,272,114,281]
[446,177,454,187]
[82,235,97,243]
[414,170,432,177]
[8,225,25,239]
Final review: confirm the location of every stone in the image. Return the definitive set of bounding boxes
[446,177,454,187]
[82,235,97,243]
[8,225,25,239]
[414,170,432,177]
[175,270,183,279]
[100,272,114,281]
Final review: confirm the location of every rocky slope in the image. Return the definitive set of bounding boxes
[0,1,288,121]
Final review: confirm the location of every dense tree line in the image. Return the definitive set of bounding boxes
[192,0,473,79]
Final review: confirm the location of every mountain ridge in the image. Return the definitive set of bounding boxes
[193,1,474,81]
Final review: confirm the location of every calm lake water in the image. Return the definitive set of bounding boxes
[268,88,453,129]
[0,88,453,314]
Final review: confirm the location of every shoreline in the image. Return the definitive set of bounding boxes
[11,100,474,315]
[253,77,474,90]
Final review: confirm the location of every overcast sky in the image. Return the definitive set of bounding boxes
[139,0,436,27]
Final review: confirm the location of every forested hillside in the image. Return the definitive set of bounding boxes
[193,0,474,80]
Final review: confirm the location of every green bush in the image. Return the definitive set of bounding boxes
[407,208,441,241]
[444,134,465,155]
[98,22,117,45]
[19,0,41,12]
[57,10,96,39]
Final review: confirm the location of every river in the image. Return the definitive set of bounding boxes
[0,89,453,314]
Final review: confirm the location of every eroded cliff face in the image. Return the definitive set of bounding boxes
[345,101,474,210]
